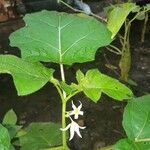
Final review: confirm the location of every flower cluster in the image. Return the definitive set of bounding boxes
[60,101,86,141]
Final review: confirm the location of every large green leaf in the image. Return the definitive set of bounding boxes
[19,122,62,150]
[0,55,54,95]
[0,124,10,150]
[107,3,138,38]
[76,69,133,102]
[2,109,17,125]
[10,11,112,65]
[123,95,150,142]
[114,138,150,150]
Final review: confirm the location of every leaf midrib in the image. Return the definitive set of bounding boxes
[135,111,150,141]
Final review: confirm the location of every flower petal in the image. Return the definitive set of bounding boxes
[79,111,84,116]
[75,125,82,138]
[69,111,75,116]
[69,124,75,141]
[72,101,76,110]
[79,126,86,129]
[78,101,82,110]
[74,113,79,119]
[60,123,71,131]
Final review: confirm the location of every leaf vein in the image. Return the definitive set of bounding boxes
[61,31,94,57]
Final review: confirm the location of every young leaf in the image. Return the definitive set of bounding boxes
[3,109,17,125]
[76,69,133,102]
[145,4,150,11]
[18,122,62,150]
[107,3,139,38]
[76,70,85,83]
[60,82,77,96]
[114,138,150,150]
[4,124,22,140]
[135,12,145,20]
[123,95,150,142]
[0,124,10,150]
[0,55,54,96]
[10,11,112,65]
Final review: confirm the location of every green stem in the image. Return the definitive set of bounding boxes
[109,44,122,54]
[119,19,131,81]
[123,20,129,49]
[106,46,121,55]
[66,90,80,102]
[60,64,66,97]
[55,84,64,102]
[98,145,113,150]
[62,100,67,149]
[60,64,67,150]
[53,82,67,150]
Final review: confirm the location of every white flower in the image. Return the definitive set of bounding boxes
[69,101,83,119]
[60,117,86,141]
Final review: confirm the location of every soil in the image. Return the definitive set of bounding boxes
[0,1,150,150]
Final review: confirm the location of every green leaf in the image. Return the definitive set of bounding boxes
[107,3,139,38]
[145,4,150,11]
[76,70,84,83]
[60,82,77,96]
[76,69,133,102]
[127,79,137,86]
[131,5,141,13]
[19,122,62,150]
[123,95,150,142]
[4,124,22,140]
[0,124,11,150]
[135,12,145,20]
[3,109,17,125]
[10,11,112,65]
[114,138,150,150]
[0,55,54,95]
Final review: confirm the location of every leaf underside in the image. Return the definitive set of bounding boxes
[107,3,138,38]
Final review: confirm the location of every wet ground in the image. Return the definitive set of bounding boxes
[0,1,150,150]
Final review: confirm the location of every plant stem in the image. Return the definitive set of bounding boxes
[141,12,148,43]
[60,64,66,98]
[59,0,106,22]
[62,100,67,149]
[98,145,113,150]
[106,46,121,55]
[60,63,67,150]
[119,19,131,81]
[109,44,122,54]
